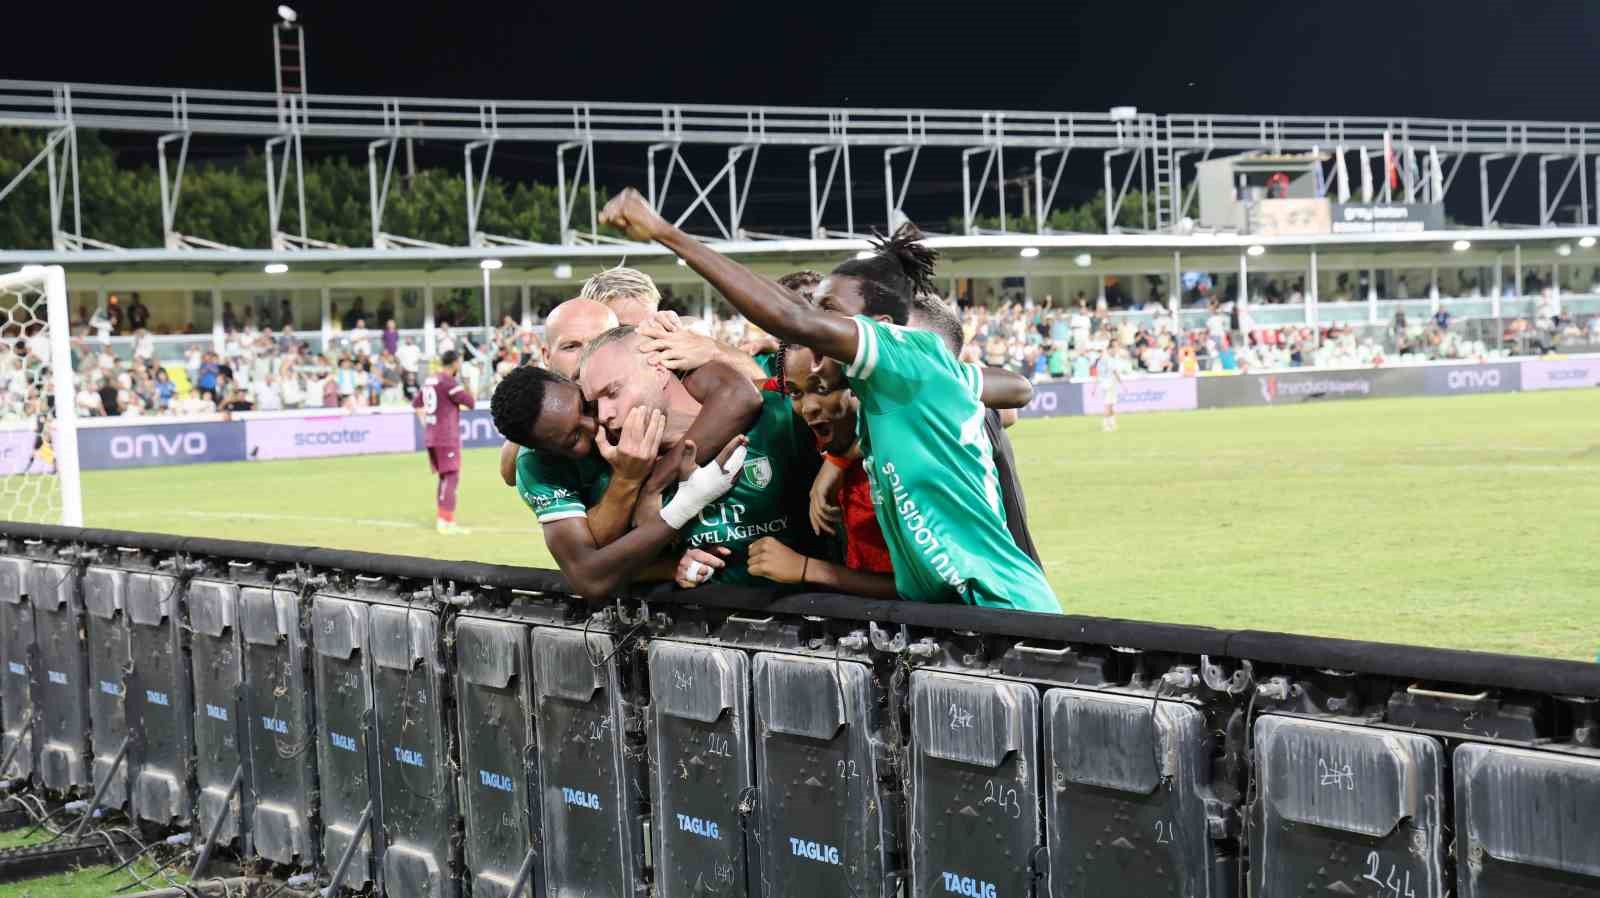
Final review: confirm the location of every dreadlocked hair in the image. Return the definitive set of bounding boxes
[772,341,791,392]
[830,222,939,324]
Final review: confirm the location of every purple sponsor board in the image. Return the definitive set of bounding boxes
[413,408,501,450]
[77,420,247,469]
[1082,376,1198,415]
[1520,357,1600,391]
[0,430,36,474]
[1017,380,1083,419]
[245,413,417,460]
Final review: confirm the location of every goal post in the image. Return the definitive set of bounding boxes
[0,265,82,526]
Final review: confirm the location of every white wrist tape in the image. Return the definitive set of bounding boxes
[660,443,748,530]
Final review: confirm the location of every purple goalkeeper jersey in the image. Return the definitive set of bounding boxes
[414,371,474,449]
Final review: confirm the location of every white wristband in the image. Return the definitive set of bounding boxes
[659,443,748,529]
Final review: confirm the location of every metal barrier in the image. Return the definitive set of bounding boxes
[0,522,1597,898]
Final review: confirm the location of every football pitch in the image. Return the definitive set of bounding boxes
[82,389,1600,660]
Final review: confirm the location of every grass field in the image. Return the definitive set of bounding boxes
[77,389,1600,659]
[0,825,192,898]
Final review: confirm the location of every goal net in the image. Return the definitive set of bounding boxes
[0,266,81,526]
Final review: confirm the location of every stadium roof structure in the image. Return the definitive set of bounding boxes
[3,78,1599,261]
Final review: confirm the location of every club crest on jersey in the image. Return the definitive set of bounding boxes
[742,456,773,489]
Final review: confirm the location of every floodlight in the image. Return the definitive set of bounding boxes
[1019,247,1040,259]
[479,259,503,271]
[264,263,288,274]
[1451,239,1471,252]
[1580,236,1597,249]
[1073,253,1092,267]
[1246,244,1265,257]
[553,264,574,279]
[278,5,298,23]
[1556,244,1572,257]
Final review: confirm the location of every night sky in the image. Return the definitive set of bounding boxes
[7,1,1599,230]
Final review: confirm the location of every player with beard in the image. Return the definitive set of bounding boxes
[599,188,1059,612]
[576,326,819,588]
[491,301,764,600]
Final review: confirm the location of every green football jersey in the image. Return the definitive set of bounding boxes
[844,315,1060,613]
[514,447,613,524]
[678,390,817,587]
[753,351,780,378]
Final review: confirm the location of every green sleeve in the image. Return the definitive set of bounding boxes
[753,351,780,378]
[844,315,949,397]
[514,447,588,523]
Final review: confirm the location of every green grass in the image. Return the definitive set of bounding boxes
[80,389,1600,660]
[0,824,191,897]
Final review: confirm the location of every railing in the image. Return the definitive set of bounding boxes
[8,78,1600,155]
[0,523,1595,898]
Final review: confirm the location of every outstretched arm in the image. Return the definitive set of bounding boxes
[601,189,861,365]
[979,367,1034,409]
[679,361,763,465]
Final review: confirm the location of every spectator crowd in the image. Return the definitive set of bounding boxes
[3,283,1595,423]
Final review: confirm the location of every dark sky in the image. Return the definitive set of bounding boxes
[11,0,1596,117]
[8,1,1599,230]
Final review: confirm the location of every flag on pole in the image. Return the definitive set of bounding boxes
[1335,146,1351,203]
[1359,146,1373,203]
[1428,147,1444,203]
[1383,131,1398,192]
[1404,145,1420,199]
[1312,145,1326,197]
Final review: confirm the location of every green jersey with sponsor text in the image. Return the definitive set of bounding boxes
[678,390,816,587]
[514,393,815,588]
[514,448,613,524]
[844,316,1059,613]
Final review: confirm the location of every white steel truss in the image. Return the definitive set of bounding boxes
[4,79,1600,252]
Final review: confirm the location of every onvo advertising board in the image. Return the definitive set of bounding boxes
[77,420,248,469]
[414,409,501,449]
[1423,362,1521,395]
[1018,381,1082,419]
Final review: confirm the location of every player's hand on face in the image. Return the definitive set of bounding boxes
[637,311,682,339]
[739,335,780,357]
[639,331,717,372]
[597,407,665,483]
[747,537,807,584]
[809,463,844,536]
[599,188,667,242]
[675,546,730,589]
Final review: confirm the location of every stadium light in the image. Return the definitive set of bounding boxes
[1019,247,1040,259]
[1452,239,1471,252]
[277,5,298,23]
[676,258,688,267]
[1073,253,1092,267]
[1246,244,1265,257]
[553,263,574,280]
[1556,243,1573,257]
[479,258,503,271]
[855,251,875,260]
[1581,236,1597,249]
[263,263,288,275]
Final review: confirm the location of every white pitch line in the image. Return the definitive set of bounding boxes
[91,508,535,535]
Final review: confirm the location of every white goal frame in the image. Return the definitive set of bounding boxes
[0,265,81,526]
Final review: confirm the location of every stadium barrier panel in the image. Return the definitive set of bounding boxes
[0,524,1598,898]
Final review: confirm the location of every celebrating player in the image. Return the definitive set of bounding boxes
[413,349,474,535]
[576,326,819,588]
[599,188,1060,613]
